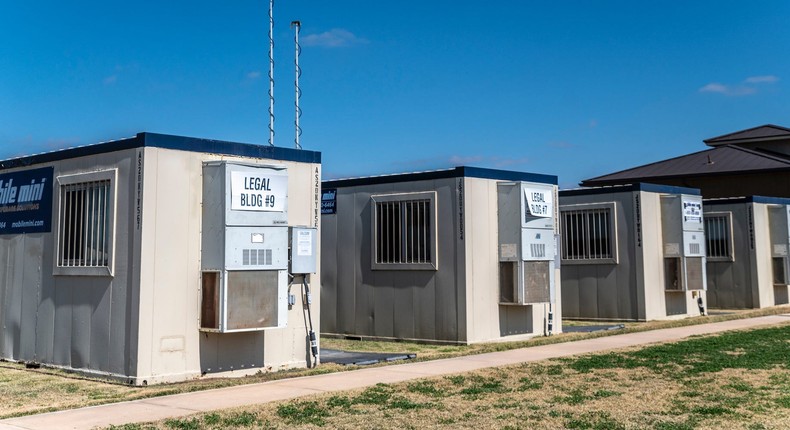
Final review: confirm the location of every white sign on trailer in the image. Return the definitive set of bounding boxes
[230,170,287,212]
[524,187,553,218]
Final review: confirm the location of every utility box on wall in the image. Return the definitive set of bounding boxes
[201,161,290,332]
[290,227,318,274]
[661,194,706,292]
[497,182,556,305]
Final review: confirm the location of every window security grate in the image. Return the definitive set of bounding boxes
[375,199,431,265]
[704,214,731,259]
[58,180,111,268]
[561,208,613,261]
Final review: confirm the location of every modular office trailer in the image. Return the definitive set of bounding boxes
[559,184,707,321]
[321,167,561,344]
[703,196,790,309]
[0,133,322,384]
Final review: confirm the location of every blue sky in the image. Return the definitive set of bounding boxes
[1,1,788,188]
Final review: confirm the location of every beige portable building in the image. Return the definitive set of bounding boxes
[703,196,790,309]
[321,167,561,344]
[0,132,322,384]
[560,184,707,321]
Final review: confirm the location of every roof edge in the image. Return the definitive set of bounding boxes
[323,166,557,188]
[704,195,790,206]
[0,132,321,171]
[703,124,790,146]
[581,144,790,187]
[560,183,701,197]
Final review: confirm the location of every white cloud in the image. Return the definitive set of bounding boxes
[246,71,262,80]
[699,75,779,96]
[699,82,756,96]
[103,75,117,85]
[301,29,368,48]
[699,83,728,94]
[745,75,779,84]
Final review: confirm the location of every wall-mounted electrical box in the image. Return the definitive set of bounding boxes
[498,181,556,305]
[290,227,317,274]
[661,194,706,291]
[200,161,289,332]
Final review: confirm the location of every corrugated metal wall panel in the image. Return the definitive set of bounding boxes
[596,265,618,319]
[52,282,73,365]
[19,236,42,360]
[322,178,461,342]
[560,191,642,320]
[71,285,93,369]
[1,150,137,379]
[0,236,25,359]
[704,203,755,309]
[433,180,460,341]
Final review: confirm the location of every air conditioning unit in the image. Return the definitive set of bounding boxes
[497,181,556,305]
[200,161,289,332]
[661,194,706,291]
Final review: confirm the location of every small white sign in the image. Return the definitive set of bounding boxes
[682,200,702,224]
[297,230,313,256]
[524,188,553,218]
[230,170,287,212]
[251,233,264,243]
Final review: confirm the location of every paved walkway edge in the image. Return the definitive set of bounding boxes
[2,314,789,430]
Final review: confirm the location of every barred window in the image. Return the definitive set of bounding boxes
[55,170,116,276]
[560,203,617,263]
[371,192,437,270]
[704,212,733,261]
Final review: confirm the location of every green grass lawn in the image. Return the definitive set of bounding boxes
[111,323,790,429]
[0,306,787,420]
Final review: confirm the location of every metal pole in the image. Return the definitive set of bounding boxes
[291,20,302,149]
[268,0,275,146]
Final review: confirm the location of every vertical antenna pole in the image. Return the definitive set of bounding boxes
[291,21,302,149]
[268,0,275,146]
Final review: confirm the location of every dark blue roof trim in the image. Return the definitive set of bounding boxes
[560,183,701,197]
[704,196,790,206]
[0,132,320,170]
[322,166,557,188]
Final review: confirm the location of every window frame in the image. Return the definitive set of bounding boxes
[370,191,438,271]
[559,202,618,265]
[703,211,734,262]
[53,169,118,277]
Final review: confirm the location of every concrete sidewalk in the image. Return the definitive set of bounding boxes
[2,314,789,430]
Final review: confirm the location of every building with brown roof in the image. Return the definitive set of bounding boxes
[582,125,790,198]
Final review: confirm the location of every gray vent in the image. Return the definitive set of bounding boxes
[243,249,273,266]
[689,243,701,255]
[530,243,546,259]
